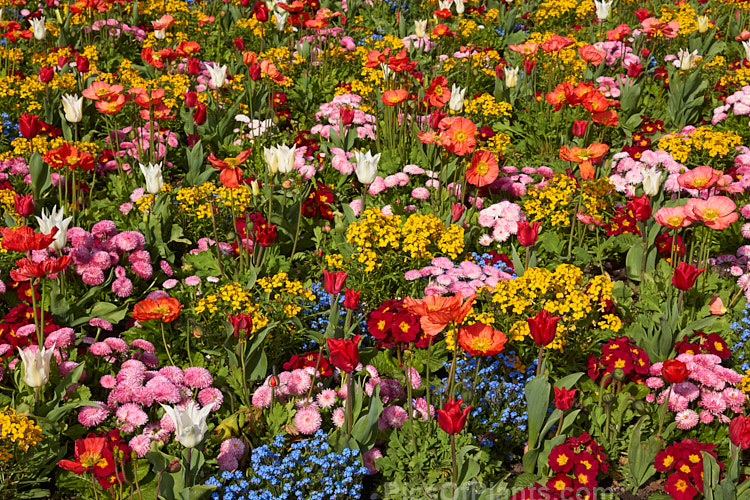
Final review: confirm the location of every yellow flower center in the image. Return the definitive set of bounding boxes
[470,337,491,354]
[701,208,719,220]
[474,161,489,176]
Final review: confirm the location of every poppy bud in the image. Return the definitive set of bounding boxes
[612,368,626,381]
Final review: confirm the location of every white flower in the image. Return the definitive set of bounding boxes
[139,162,164,195]
[449,84,467,112]
[675,49,699,71]
[641,167,662,196]
[454,0,464,14]
[593,0,613,20]
[274,9,288,31]
[505,66,519,88]
[36,206,72,251]
[206,63,227,89]
[696,16,710,33]
[414,20,427,38]
[354,150,381,185]
[61,94,83,123]
[154,28,166,39]
[381,63,393,81]
[30,17,46,40]
[264,144,297,175]
[18,346,54,388]
[438,0,452,9]
[743,40,750,62]
[161,401,211,448]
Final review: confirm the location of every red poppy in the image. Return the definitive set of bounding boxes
[381,89,408,106]
[10,256,71,281]
[44,142,96,172]
[132,297,183,323]
[0,226,57,252]
[57,436,115,478]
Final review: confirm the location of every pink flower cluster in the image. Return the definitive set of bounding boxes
[83,19,147,40]
[0,156,29,183]
[712,86,750,125]
[310,94,376,141]
[594,40,641,68]
[65,221,164,299]
[404,256,512,297]
[79,345,221,457]
[477,200,525,245]
[609,149,682,196]
[105,124,179,170]
[645,353,745,430]
[217,437,246,471]
[492,165,554,197]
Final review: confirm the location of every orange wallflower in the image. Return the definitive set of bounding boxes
[439,117,477,156]
[133,297,183,323]
[559,143,609,179]
[466,150,499,187]
[457,323,507,356]
[403,294,476,336]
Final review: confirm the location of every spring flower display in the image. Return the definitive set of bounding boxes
[0,0,749,498]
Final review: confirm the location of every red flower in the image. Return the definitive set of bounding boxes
[207,149,252,189]
[228,313,253,339]
[548,444,575,473]
[526,309,561,346]
[0,226,56,252]
[10,256,71,281]
[672,262,706,291]
[729,415,750,449]
[19,113,40,139]
[516,221,541,247]
[322,270,348,295]
[662,359,689,384]
[132,297,183,323]
[13,193,34,218]
[39,66,54,83]
[572,119,588,137]
[283,351,332,377]
[553,386,577,411]
[436,397,471,434]
[664,472,697,500]
[457,322,507,356]
[390,313,420,343]
[58,436,115,478]
[627,195,652,221]
[425,75,451,107]
[327,334,360,372]
[343,289,360,310]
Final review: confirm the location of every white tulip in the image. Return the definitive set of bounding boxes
[18,346,54,388]
[354,150,381,185]
[593,0,612,20]
[206,63,227,89]
[30,17,46,40]
[139,162,164,195]
[381,63,393,81]
[61,94,83,123]
[641,167,662,196]
[414,20,427,38]
[274,143,297,174]
[454,0,464,14]
[154,28,166,40]
[161,401,212,449]
[696,16,710,34]
[263,147,279,175]
[449,84,467,112]
[676,49,699,71]
[438,0,452,9]
[274,10,288,31]
[742,40,750,62]
[505,66,519,88]
[36,206,72,251]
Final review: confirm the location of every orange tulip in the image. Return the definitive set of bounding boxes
[559,143,609,179]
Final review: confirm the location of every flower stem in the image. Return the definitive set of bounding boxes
[160,323,175,366]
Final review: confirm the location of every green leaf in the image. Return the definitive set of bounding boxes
[29,152,51,201]
[524,374,550,453]
[351,386,382,447]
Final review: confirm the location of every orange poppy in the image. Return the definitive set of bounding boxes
[94,94,128,114]
[466,150,499,187]
[10,256,71,281]
[382,89,408,106]
[426,75,451,107]
[559,143,609,179]
[439,117,477,156]
[457,323,507,356]
[403,293,476,337]
[208,149,253,188]
[133,297,183,323]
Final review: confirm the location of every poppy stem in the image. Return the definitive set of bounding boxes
[90,472,100,500]
[445,344,459,404]
[425,336,433,422]
[161,323,175,366]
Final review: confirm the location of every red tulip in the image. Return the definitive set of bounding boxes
[322,270,348,295]
[233,37,245,51]
[451,202,465,223]
[228,313,253,339]
[183,91,199,108]
[193,103,207,125]
[553,386,577,411]
[627,195,652,221]
[572,119,588,138]
[662,359,689,384]
[327,334,360,373]
[526,309,561,347]
[340,108,354,126]
[437,397,471,434]
[672,262,706,291]
[187,58,201,75]
[516,221,541,247]
[19,113,40,139]
[253,0,269,21]
[13,193,34,218]
[729,415,750,449]
[343,289,360,310]
[75,54,90,73]
[39,66,54,83]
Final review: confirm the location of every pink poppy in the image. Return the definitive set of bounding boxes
[654,206,693,229]
[685,196,738,230]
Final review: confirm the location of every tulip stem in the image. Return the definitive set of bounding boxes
[450,434,458,495]
[359,185,367,216]
[655,384,673,445]
[345,374,354,435]
[536,346,544,377]
[239,341,249,407]
[290,183,312,260]
[185,447,192,488]
[161,323,175,366]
